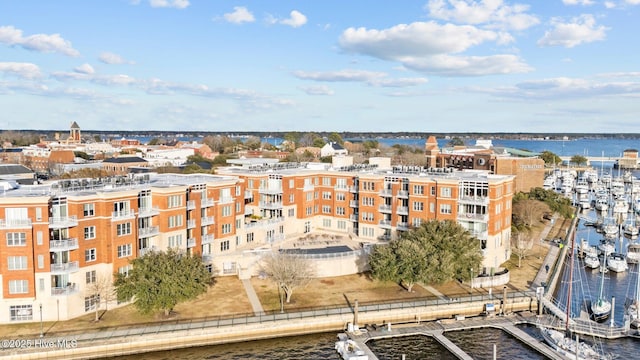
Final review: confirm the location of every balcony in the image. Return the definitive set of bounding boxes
[202,234,215,244]
[0,218,32,229]
[397,206,409,215]
[259,186,283,195]
[138,226,160,238]
[49,238,79,251]
[49,216,78,229]
[397,222,409,231]
[397,190,409,198]
[349,200,359,208]
[379,220,392,228]
[244,190,254,200]
[201,216,215,226]
[138,206,160,217]
[245,217,284,229]
[202,254,213,263]
[187,238,196,248]
[187,200,196,210]
[139,246,157,257]
[458,213,489,222]
[202,198,215,207]
[349,185,358,193]
[266,233,285,243]
[259,201,283,209]
[378,205,392,213]
[51,283,78,296]
[458,196,489,205]
[470,230,489,240]
[379,189,393,197]
[111,209,135,221]
[187,219,196,228]
[349,214,359,222]
[50,261,79,274]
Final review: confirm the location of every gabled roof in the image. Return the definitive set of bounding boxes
[70,121,80,129]
[330,142,345,150]
[103,156,147,164]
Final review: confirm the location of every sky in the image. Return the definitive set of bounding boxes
[1,0,640,133]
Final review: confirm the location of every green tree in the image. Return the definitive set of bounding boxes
[540,151,562,166]
[369,220,482,291]
[570,154,588,166]
[327,132,344,145]
[447,137,465,147]
[115,249,212,316]
[313,137,326,148]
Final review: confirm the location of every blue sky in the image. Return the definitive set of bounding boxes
[1,0,639,133]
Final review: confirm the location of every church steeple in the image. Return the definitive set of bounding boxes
[69,121,81,142]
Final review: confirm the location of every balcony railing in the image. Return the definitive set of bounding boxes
[259,201,283,209]
[111,209,135,220]
[0,218,32,229]
[266,234,285,243]
[245,217,284,229]
[379,189,393,197]
[397,206,409,215]
[187,200,196,210]
[397,222,409,230]
[138,206,160,217]
[259,187,283,194]
[139,246,158,257]
[202,198,215,207]
[202,234,215,244]
[458,213,489,222]
[458,196,489,205]
[202,254,213,262]
[187,238,196,248]
[139,226,160,238]
[244,190,254,199]
[349,214,359,222]
[378,205,392,213]
[349,200,359,208]
[201,216,215,226]
[379,220,392,228]
[187,219,196,228]
[50,261,79,274]
[51,283,78,296]
[49,216,78,228]
[49,238,79,251]
[349,185,358,193]
[397,190,409,198]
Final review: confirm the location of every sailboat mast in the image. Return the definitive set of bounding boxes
[566,228,575,332]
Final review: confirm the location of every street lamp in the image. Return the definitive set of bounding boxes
[39,303,43,338]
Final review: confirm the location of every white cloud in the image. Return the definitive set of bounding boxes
[149,0,189,9]
[293,69,428,87]
[604,1,616,8]
[0,25,79,57]
[74,63,95,75]
[299,85,335,95]
[537,14,608,48]
[223,7,255,24]
[280,10,308,28]
[99,52,134,65]
[425,0,539,31]
[626,0,640,5]
[562,0,595,5]
[0,62,41,79]
[338,21,530,76]
[484,76,640,100]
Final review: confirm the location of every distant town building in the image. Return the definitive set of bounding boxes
[320,142,348,157]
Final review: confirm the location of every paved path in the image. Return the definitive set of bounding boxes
[241,279,265,316]
[531,214,562,290]
[422,285,447,300]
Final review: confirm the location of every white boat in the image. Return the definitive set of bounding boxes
[612,198,629,215]
[335,334,369,360]
[607,252,628,273]
[597,239,615,255]
[579,238,599,258]
[592,255,612,322]
[627,243,640,264]
[626,266,640,328]
[540,328,604,360]
[594,197,608,212]
[624,221,639,239]
[584,254,600,269]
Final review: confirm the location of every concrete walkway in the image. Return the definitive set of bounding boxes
[241,279,265,316]
[531,214,562,290]
[422,285,448,300]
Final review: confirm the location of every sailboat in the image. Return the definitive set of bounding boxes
[540,230,607,359]
[626,265,640,328]
[591,254,612,322]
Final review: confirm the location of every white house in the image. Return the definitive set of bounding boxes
[320,142,348,157]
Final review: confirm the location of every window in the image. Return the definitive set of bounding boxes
[412,218,422,227]
[336,193,346,201]
[168,195,183,208]
[84,226,96,240]
[117,244,132,258]
[306,192,313,201]
[8,256,28,270]
[322,191,332,200]
[413,185,424,195]
[430,203,435,213]
[113,200,130,215]
[10,305,32,321]
[288,208,295,217]
[304,221,311,233]
[85,294,100,312]
[117,222,131,236]
[36,231,43,245]
[430,186,436,196]
[305,207,312,216]
[246,233,254,243]
[362,197,374,206]
[118,265,132,277]
[168,234,183,248]
[289,194,294,202]
[85,248,97,262]
[83,203,95,217]
[413,201,424,211]
[222,223,232,234]
[37,255,44,269]
[322,177,331,186]
[222,205,232,217]
[6,232,26,246]
[440,187,452,198]
[323,219,331,227]
[336,207,345,215]
[220,240,230,251]
[495,203,502,214]
[86,270,97,284]
[9,280,28,294]
[337,220,346,230]
[362,227,374,237]
[168,215,183,228]
[440,204,452,214]
[322,205,331,214]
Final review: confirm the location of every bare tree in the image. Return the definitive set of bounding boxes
[85,274,117,322]
[260,252,315,311]
[513,199,550,227]
[511,232,534,268]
